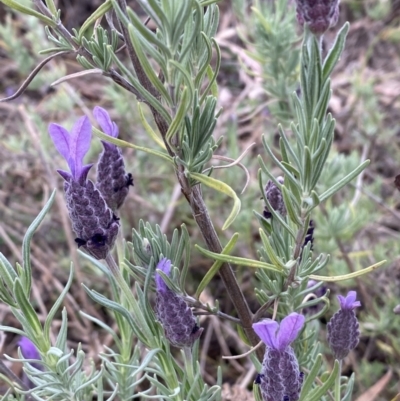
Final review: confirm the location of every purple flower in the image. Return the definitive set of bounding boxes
[93,106,119,139]
[93,106,133,211]
[337,291,361,310]
[18,337,42,389]
[48,116,93,184]
[253,313,305,401]
[155,258,203,348]
[48,117,120,259]
[18,337,40,361]
[327,291,360,360]
[295,0,340,36]
[155,257,172,293]
[263,177,286,219]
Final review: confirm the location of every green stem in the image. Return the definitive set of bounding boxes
[335,359,342,401]
[105,253,136,309]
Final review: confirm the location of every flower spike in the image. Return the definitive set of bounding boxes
[155,258,203,348]
[253,313,305,401]
[93,106,133,211]
[48,116,120,259]
[327,291,361,360]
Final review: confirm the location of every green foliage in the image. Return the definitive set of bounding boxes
[0,0,395,400]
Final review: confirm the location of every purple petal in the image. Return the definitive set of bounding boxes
[57,169,72,181]
[155,258,172,293]
[338,291,361,310]
[111,122,119,138]
[18,337,40,360]
[48,123,71,162]
[277,313,305,350]
[93,106,118,138]
[69,116,92,180]
[252,319,279,349]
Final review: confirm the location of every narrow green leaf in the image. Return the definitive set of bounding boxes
[323,23,350,82]
[307,360,339,401]
[194,34,213,89]
[341,374,355,401]
[0,254,17,291]
[179,225,191,290]
[22,190,56,296]
[200,39,221,102]
[14,280,42,336]
[78,0,112,42]
[137,103,166,149]
[278,125,301,170]
[44,266,74,344]
[127,24,172,103]
[299,354,323,400]
[83,285,144,340]
[107,45,172,124]
[189,172,241,230]
[261,136,301,192]
[179,1,202,63]
[92,127,173,164]
[281,186,302,226]
[310,260,386,282]
[116,3,171,57]
[195,245,283,273]
[302,146,312,192]
[259,230,286,270]
[0,0,56,26]
[319,160,370,203]
[44,0,57,15]
[0,325,27,337]
[195,233,239,299]
[166,87,190,144]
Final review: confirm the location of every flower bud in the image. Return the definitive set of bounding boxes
[263,177,286,219]
[295,0,340,36]
[327,291,360,360]
[155,258,203,348]
[18,337,42,389]
[96,143,133,211]
[94,106,133,211]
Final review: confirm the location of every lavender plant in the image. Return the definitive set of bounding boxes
[0,0,388,400]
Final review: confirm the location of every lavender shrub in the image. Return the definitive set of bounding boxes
[0,0,387,400]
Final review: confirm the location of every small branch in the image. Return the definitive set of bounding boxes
[222,340,263,360]
[113,1,263,361]
[105,69,142,98]
[0,51,70,102]
[116,0,158,98]
[253,298,276,322]
[185,296,241,323]
[51,69,103,87]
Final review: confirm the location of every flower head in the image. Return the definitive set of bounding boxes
[327,291,360,360]
[48,116,120,259]
[94,106,133,211]
[253,313,305,401]
[295,0,340,36]
[155,257,172,293]
[263,177,286,219]
[155,258,203,348]
[48,116,92,184]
